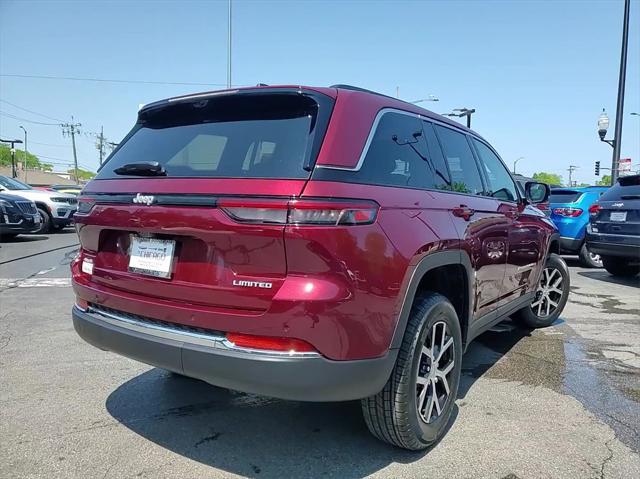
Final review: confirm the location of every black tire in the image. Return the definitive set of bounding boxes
[0,233,19,241]
[601,256,640,277]
[361,293,462,450]
[514,253,570,328]
[578,243,602,268]
[35,207,52,234]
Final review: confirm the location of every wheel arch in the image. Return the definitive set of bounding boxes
[34,201,52,216]
[389,250,474,352]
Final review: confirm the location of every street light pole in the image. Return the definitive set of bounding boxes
[0,138,23,178]
[444,108,476,128]
[410,96,439,104]
[19,126,28,183]
[513,157,524,174]
[610,0,630,184]
[227,0,232,89]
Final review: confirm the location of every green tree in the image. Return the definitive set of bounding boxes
[596,175,611,186]
[0,144,53,171]
[67,168,96,181]
[532,172,563,186]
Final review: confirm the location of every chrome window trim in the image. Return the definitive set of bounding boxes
[85,306,320,358]
[315,108,424,172]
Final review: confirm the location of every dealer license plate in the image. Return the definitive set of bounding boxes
[609,211,627,222]
[128,236,176,278]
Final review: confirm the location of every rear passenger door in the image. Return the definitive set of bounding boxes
[433,124,511,320]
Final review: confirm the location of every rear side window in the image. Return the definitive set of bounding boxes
[422,121,452,190]
[313,112,451,190]
[472,139,518,202]
[97,93,330,179]
[549,190,583,203]
[434,125,484,195]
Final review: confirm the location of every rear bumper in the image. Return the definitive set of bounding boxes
[559,236,582,253]
[72,305,394,401]
[586,231,640,260]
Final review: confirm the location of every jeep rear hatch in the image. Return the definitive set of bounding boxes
[77,90,334,312]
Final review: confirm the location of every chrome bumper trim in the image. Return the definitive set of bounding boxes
[85,306,320,358]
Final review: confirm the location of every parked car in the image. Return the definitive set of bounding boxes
[50,184,83,196]
[586,174,640,277]
[549,186,609,267]
[0,193,41,240]
[71,84,569,450]
[514,174,550,215]
[0,175,78,233]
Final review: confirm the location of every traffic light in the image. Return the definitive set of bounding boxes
[595,161,600,176]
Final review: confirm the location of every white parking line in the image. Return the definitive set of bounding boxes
[0,278,71,288]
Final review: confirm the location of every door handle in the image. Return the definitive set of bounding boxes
[453,205,475,221]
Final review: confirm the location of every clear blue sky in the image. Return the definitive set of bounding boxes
[1,0,638,185]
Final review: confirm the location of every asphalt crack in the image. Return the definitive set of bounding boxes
[599,436,615,479]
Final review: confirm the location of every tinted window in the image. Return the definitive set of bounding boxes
[422,122,452,190]
[97,94,325,179]
[549,190,583,203]
[323,112,449,189]
[600,175,640,200]
[434,126,484,195]
[472,139,518,202]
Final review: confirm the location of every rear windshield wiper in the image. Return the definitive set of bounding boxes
[113,161,167,177]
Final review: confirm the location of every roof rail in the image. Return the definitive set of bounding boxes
[329,84,396,101]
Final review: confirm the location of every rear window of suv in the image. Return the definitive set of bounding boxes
[549,190,583,203]
[599,175,640,200]
[97,93,330,180]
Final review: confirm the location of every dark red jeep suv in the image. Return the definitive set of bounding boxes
[71,84,569,450]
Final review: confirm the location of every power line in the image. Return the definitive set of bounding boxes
[1,73,228,87]
[0,99,64,122]
[0,111,59,126]
[28,140,69,148]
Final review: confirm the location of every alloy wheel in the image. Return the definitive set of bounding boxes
[416,321,455,424]
[589,251,602,265]
[531,267,564,318]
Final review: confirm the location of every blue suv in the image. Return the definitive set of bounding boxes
[550,186,609,267]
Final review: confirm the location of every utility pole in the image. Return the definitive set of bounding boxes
[610,0,630,184]
[567,165,578,187]
[61,117,81,184]
[96,126,105,165]
[227,0,232,89]
[19,126,28,183]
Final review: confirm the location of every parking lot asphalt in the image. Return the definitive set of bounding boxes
[1,231,639,479]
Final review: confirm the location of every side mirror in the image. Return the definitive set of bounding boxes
[524,181,549,204]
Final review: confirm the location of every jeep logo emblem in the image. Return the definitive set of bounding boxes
[133,193,155,206]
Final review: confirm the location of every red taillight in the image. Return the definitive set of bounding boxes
[552,207,583,217]
[226,332,316,353]
[218,198,379,226]
[588,204,601,215]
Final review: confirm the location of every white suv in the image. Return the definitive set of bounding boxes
[0,175,78,233]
